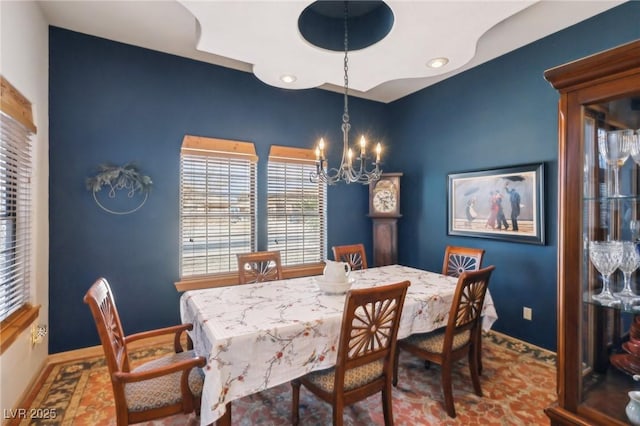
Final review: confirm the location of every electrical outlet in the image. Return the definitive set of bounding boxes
[523,307,532,321]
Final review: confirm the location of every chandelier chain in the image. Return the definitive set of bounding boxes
[310,0,383,185]
[343,1,349,125]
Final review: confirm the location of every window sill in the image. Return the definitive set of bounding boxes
[175,262,325,291]
[0,304,41,355]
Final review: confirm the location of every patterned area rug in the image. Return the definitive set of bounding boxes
[15,332,555,425]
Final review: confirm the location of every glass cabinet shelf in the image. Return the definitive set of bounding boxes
[583,292,640,313]
[585,195,640,202]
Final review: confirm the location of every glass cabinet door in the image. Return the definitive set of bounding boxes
[581,95,640,421]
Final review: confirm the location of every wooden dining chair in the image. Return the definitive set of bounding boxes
[393,265,495,418]
[442,245,485,277]
[83,278,206,426]
[237,250,283,284]
[332,243,368,271]
[442,245,487,373]
[292,280,410,426]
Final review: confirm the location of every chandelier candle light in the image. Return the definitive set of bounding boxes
[310,1,383,185]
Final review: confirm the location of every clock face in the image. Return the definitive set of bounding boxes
[372,179,398,214]
[369,174,401,216]
[373,189,396,213]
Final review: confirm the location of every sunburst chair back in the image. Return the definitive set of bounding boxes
[442,245,485,277]
[237,250,283,284]
[292,280,410,425]
[332,243,368,271]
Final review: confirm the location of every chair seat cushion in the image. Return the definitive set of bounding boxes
[303,359,384,393]
[125,350,204,412]
[404,329,471,354]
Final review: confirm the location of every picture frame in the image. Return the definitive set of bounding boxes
[447,163,545,244]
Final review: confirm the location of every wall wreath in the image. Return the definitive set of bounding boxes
[86,163,153,215]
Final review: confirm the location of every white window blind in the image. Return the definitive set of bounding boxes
[180,136,257,277]
[267,146,326,266]
[0,107,34,322]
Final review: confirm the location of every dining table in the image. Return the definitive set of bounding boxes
[179,264,498,426]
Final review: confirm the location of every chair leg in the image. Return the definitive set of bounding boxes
[333,400,344,426]
[441,360,456,418]
[477,329,483,375]
[469,345,483,397]
[392,348,400,386]
[382,381,394,425]
[291,380,301,425]
[116,404,128,426]
[194,396,202,416]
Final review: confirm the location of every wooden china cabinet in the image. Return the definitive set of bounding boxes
[544,40,640,425]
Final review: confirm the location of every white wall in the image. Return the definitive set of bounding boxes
[0,0,50,415]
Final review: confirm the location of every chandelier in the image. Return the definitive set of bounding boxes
[310,2,383,185]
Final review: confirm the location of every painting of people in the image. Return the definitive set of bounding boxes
[448,163,544,244]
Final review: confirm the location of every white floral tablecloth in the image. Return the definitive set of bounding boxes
[179,264,498,425]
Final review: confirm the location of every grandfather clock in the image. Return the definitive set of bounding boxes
[369,173,402,266]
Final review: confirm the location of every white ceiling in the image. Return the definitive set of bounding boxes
[37,0,624,103]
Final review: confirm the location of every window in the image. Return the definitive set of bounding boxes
[267,146,326,266]
[180,136,257,277]
[0,77,35,322]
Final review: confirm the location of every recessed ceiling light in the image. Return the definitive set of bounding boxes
[280,74,297,84]
[427,57,449,69]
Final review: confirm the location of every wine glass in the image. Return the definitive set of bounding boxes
[614,241,640,302]
[630,129,640,166]
[589,240,623,305]
[600,129,633,197]
[631,220,640,242]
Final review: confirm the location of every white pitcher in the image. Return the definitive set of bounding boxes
[323,259,351,283]
[627,391,640,426]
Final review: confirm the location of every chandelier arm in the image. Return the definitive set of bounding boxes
[310,163,381,185]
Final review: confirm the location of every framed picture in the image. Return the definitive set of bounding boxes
[447,163,545,244]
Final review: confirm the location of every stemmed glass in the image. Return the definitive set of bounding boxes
[631,219,640,243]
[589,240,623,305]
[629,129,640,168]
[600,129,633,197]
[614,241,640,303]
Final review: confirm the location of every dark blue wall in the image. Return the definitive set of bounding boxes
[49,28,388,353]
[49,2,640,353]
[387,1,640,350]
